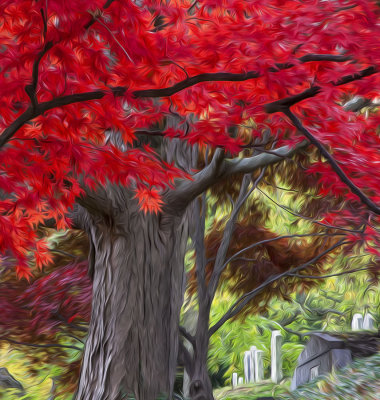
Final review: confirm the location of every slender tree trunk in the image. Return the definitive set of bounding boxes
[181,303,198,398]
[75,196,189,400]
[188,302,214,400]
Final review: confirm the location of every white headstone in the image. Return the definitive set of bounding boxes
[255,350,264,382]
[352,313,363,331]
[363,313,376,330]
[243,351,251,383]
[271,330,283,383]
[238,377,243,385]
[249,346,256,383]
[232,372,238,388]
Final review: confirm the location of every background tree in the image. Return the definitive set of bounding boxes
[1,1,380,399]
[179,137,380,399]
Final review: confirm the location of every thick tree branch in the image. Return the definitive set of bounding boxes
[265,87,322,113]
[25,41,53,110]
[2,59,374,150]
[163,148,225,214]
[0,88,125,149]
[223,140,309,175]
[133,71,260,98]
[165,141,308,214]
[208,238,347,336]
[283,109,380,215]
[133,54,352,98]
[265,66,378,113]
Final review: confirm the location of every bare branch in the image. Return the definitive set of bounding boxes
[50,249,78,259]
[192,194,208,302]
[257,187,363,233]
[179,326,196,349]
[178,341,194,374]
[0,337,82,351]
[208,238,347,336]
[219,231,346,272]
[281,326,313,339]
[289,265,375,279]
[208,169,266,297]
[283,109,380,215]
[54,313,88,333]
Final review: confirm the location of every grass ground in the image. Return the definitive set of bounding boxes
[214,379,291,399]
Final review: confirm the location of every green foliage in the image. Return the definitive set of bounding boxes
[0,344,53,399]
[0,340,82,400]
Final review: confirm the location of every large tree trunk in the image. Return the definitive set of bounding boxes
[75,197,189,400]
[75,132,197,400]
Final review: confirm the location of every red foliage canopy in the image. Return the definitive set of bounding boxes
[0,0,380,276]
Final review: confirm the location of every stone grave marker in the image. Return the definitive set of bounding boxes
[232,372,238,388]
[249,346,256,383]
[363,313,376,330]
[255,350,264,382]
[243,351,251,383]
[352,313,363,331]
[271,330,283,383]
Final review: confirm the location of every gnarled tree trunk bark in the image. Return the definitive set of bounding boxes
[75,134,197,400]
[75,197,189,400]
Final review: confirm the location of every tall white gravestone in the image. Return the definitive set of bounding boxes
[243,351,251,383]
[232,373,238,388]
[249,346,256,383]
[352,313,363,331]
[363,313,376,330]
[255,350,264,382]
[271,330,283,383]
